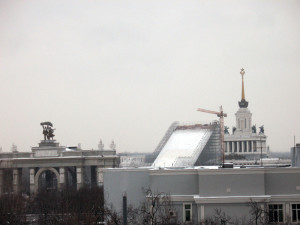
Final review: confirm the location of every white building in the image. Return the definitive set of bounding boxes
[224,69,267,160]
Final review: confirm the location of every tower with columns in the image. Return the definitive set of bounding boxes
[224,69,268,160]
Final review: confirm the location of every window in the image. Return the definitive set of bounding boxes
[292,204,300,223]
[183,203,192,222]
[269,204,283,223]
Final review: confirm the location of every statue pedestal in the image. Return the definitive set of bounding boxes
[39,140,59,147]
[32,140,65,157]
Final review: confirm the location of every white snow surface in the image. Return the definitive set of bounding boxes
[152,128,212,167]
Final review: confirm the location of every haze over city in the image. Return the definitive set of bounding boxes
[0,0,299,153]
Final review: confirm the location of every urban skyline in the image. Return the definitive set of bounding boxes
[0,1,299,153]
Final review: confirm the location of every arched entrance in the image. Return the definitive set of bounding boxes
[35,168,60,193]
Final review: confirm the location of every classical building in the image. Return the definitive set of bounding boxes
[0,122,119,195]
[224,69,267,159]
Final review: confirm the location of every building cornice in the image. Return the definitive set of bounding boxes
[170,195,195,202]
[194,195,270,204]
[169,194,300,204]
[149,168,198,176]
[197,167,265,175]
[270,194,300,202]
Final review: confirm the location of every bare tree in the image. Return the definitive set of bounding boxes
[138,188,179,225]
[247,199,268,225]
[104,204,122,225]
[200,208,235,225]
[0,194,26,224]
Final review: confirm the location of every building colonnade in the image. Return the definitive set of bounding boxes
[225,140,266,153]
[0,166,104,195]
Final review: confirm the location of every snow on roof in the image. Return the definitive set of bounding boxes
[152,126,213,167]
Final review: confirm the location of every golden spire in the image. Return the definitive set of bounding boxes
[240,68,245,100]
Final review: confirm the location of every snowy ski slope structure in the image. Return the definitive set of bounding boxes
[152,122,220,167]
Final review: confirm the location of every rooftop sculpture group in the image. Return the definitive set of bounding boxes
[40,122,55,141]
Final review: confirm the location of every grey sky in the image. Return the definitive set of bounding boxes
[0,0,299,153]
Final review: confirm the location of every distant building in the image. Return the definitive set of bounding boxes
[0,129,119,195]
[225,69,267,159]
[119,154,149,167]
[291,144,300,167]
[151,121,221,167]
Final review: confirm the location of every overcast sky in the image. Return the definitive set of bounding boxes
[0,0,299,153]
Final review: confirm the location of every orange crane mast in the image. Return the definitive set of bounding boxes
[197,106,227,166]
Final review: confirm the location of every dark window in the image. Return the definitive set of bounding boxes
[292,204,300,222]
[184,204,192,222]
[269,204,283,223]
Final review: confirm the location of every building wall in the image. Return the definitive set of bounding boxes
[264,170,300,195]
[204,203,251,223]
[198,171,265,197]
[150,173,199,195]
[103,167,300,224]
[103,168,149,213]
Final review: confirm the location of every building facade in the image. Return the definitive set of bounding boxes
[0,128,119,195]
[225,69,267,160]
[104,166,300,224]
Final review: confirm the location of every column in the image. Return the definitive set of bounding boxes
[200,205,205,222]
[59,168,66,190]
[247,141,251,152]
[263,141,266,153]
[96,167,104,186]
[76,167,84,190]
[242,141,245,152]
[237,141,240,152]
[30,168,35,194]
[197,205,201,224]
[13,169,21,194]
[0,170,3,196]
[286,203,290,218]
[227,142,230,153]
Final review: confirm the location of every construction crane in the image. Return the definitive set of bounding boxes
[197,106,227,166]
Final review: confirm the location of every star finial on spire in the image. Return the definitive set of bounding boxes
[240,68,245,78]
[238,68,248,108]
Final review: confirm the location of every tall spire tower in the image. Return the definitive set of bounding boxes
[238,68,248,108]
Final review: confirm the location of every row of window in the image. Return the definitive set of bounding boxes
[269,204,300,223]
[182,203,300,223]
